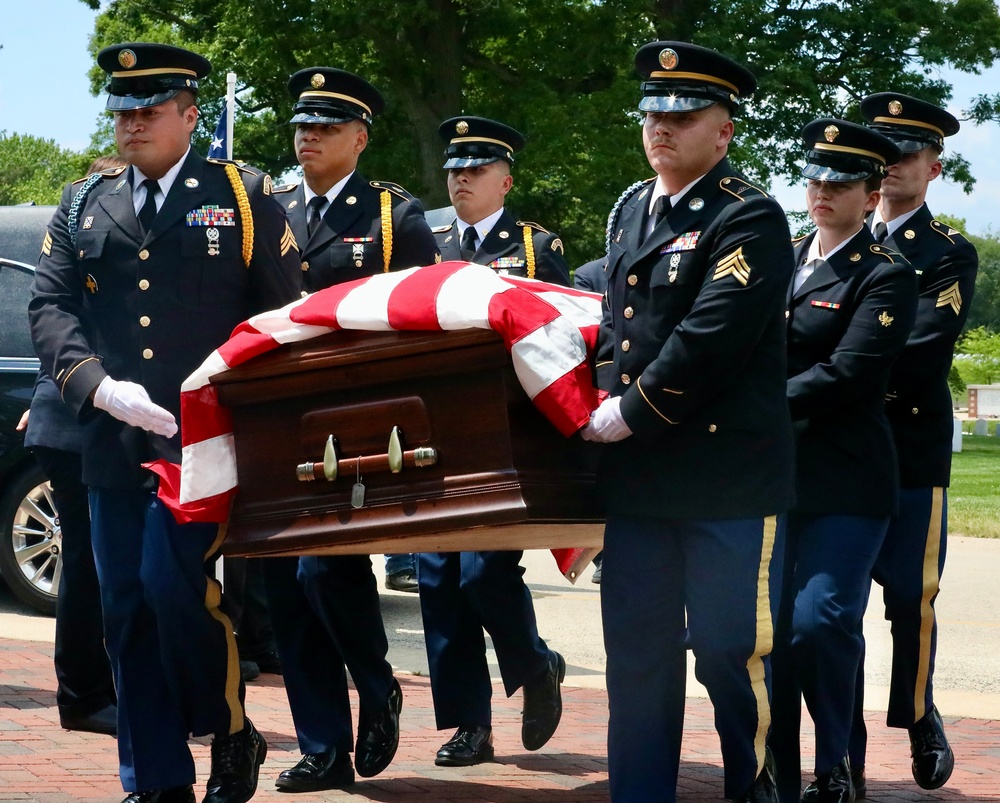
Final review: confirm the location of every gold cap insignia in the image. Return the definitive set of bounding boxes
[689,198,704,211]
[904,229,915,240]
[849,252,861,262]
[456,120,469,135]
[659,48,679,70]
[879,311,894,327]
[888,99,903,116]
[118,49,137,69]
[824,125,840,143]
[310,73,325,89]
[184,177,199,188]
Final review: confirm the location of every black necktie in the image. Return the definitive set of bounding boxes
[460,226,478,260]
[137,179,160,234]
[307,196,327,238]
[873,221,888,243]
[652,195,671,228]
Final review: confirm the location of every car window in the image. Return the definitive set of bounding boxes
[0,206,54,361]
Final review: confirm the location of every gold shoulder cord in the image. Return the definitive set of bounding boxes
[225,163,253,267]
[380,190,393,272]
[523,226,536,279]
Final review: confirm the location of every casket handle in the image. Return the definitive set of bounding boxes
[296,427,438,482]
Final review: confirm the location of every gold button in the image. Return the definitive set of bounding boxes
[355,260,363,267]
[142,348,153,360]
[621,339,631,352]
[708,424,717,433]
[621,374,631,385]
[139,316,150,327]
[912,407,919,414]
[139,249,150,260]
[627,274,638,286]
[785,310,790,319]
[301,260,310,272]
[624,306,634,319]
[78,249,85,259]
[138,279,150,290]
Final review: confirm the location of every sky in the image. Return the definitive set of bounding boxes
[3,1,1000,236]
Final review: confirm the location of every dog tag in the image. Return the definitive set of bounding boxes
[351,458,365,508]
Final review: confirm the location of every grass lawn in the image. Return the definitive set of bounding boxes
[948,435,1000,538]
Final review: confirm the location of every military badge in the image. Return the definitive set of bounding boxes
[83,216,94,230]
[346,196,357,205]
[688,198,704,211]
[263,175,273,195]
[904,229,915,239]
[116,179,127,191]
[352,243,365,266]
[824,125,839,143]
[658,48,679,70]
[490,257,525,270]
[661,232,701,253]
[499,230,510,239]
[207,227,220,256]
[878,311,894,327]
[456,120,469,135]
[888,99,903,116]
[343,237,374,243]
[810,300,841,309]
[936,282,963,315]
[184,178,199,188]
[186,206,236,226]
[288,200,298,210]
[118,49,137,69]
[551,238,563,253]
[713,247,752,286]
[849,252,861,262]
[311,73,325,88]
[85,274,98,294]
[280,221,298,256]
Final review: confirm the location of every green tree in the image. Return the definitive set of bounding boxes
[79,0,1000,267]
[963,228,1000,332]
[956,326,1000,386]
[0,132,93,206]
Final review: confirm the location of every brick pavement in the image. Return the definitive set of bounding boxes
[0,638,997,802]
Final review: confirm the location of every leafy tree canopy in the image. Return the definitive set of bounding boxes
[78,0,1000,267]
[0,132,95,206]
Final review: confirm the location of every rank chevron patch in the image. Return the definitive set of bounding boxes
[936,281,962,315]
[713,246,752,286]
[280,221,298,256]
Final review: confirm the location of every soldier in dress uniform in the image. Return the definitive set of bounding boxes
[414,115,569,768]
[431,116,570,285]
[841,93,979,794]
[261,66,439,794]
[768,120,917,803]
[580,41,795,803]
[28,43,302,803]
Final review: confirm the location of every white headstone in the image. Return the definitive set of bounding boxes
[975,418,989,436]
[953,418,963,452]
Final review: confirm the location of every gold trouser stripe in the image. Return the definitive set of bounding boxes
[914,488,944,722]
[203,522,243,734]
[747,515,777,773]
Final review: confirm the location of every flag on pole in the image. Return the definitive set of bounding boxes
[207,100,229,159]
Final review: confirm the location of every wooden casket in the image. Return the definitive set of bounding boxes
[212,327,605,557]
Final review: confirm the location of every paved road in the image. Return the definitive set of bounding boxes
[4,534,999,716]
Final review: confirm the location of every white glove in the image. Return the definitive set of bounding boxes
[93,377,178,438]
[580,396,633,443]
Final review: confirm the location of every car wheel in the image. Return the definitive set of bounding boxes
[0,464,60,615]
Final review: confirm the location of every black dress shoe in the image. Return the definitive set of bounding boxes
[384,569,419,592]
[802,765,866,801]
[275,751,354,792]
[249,649,282,675]
[355,678,402,778]
[61,703,118,736]
[734,747,776,802]
[122,787,195,803]
[435,725,494,766]
[909,706,954,790]
[239,660,260,682]
[806,757,854,803]
[521,650,565,750]
[204,718,267,803]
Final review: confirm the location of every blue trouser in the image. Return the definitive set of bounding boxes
[385,553,416,575]
[848,487,948,766]
[416,550,551,730]
[89,488,243,792]
[770,513,888,802]
[601,515,782,803]
[263,554,392,755]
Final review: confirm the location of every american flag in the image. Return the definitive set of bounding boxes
[146,261,604,579]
